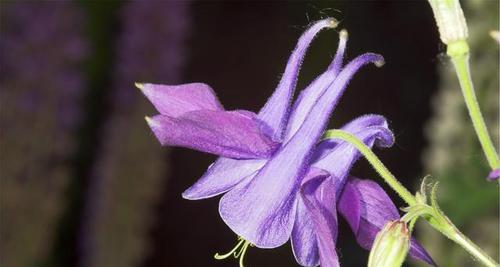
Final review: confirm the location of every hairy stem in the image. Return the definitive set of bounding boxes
[447,40,500,170]
[322,129,416,205]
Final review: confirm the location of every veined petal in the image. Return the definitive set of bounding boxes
[292,196,319,267]
[291,168,330,267]
[312,115,394,196]
[284,30,349,142]
[146,110,279,159]
[292,168,339,267]
[219,53,383,248]
[338,177,435,266]
[258,19,337,141]
[138,83,223,117]
[182,157,266,200]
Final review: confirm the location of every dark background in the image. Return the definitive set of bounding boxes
[5,1,495,267]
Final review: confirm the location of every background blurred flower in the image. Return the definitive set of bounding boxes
[0,2,87,267]
[77,2,191,267]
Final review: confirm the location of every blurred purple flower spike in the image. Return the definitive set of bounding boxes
[140,19,433,266]
[487,169,500,181]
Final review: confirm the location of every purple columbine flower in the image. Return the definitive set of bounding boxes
[139,19,433,266]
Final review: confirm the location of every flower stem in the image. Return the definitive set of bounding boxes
[323,129,499,266]
[322,130,416,206]
[447,40,500,170]
[426,207,499,267]
[450,227,498,267]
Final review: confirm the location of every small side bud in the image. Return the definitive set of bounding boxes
[368,220,410,267]
[427,0,468,44]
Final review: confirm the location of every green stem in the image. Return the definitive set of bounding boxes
[451,228,498,267]
[322,130,416,206]
[323,129,499,266]
[447,40,500,170]
[426,208,498,267]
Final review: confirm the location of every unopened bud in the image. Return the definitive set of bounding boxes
[368,220,410,267]
[428,0,468,44]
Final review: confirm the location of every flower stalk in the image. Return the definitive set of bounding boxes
[323,129,499,267]
[447,43,500,171]
[323,130,416,206]
[427,0,500,172]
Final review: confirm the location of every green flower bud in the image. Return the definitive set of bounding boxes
[428,0,468,44]
[368,220,410,267]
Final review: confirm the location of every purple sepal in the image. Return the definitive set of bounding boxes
[487,169,500,181]
[139,83,224,117]
[146,110,279,159]
[338,177,436,266]
[182,158,266,200]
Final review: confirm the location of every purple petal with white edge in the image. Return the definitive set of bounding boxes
[182,157,266,200]
[487,168,500,181]
[258,19,337,141]
[284,30,349,142]
[291,168,331,267]
[338,177,436,266]
[138,83,224,117]
[219,53,383,248]
[299,170,339,267]
[146,110,279,159]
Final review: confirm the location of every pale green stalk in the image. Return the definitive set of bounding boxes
[447,41,500,170]
[323,130,416,206]
[427,0,499,170]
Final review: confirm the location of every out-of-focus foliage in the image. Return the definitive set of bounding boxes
[418,1,499,266]
[0,2,87,267]
[78,2,191,267]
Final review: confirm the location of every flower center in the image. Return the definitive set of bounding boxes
[214,236,253,267]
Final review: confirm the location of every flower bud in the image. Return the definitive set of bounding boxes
[428,0,468,44]
[368,220,410,267]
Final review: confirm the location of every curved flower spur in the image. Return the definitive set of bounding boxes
[138,19,432,266]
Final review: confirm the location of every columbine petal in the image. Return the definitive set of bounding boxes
[219,53,383,248]
[138,82,223,117]
[146,110,279,159]
[292,168,340,267]
[182,158,266,200]
[291,168,330,267]
[338,177,435,266]
[258,19,337,141]
[284,29,349,142]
